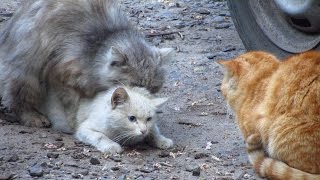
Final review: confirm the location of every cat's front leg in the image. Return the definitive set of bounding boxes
[2,77,51,128]
[75,126,123,154]
[145,124,173,149]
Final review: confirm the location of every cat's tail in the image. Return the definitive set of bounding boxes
[246,134,320,180]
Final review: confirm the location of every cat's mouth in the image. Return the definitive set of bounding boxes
[135,132,148,139]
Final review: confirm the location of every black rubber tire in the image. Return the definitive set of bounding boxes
[227,0,292,58]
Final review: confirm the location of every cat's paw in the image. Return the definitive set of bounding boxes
[20,111,51,128]
[154,136,174,149]
[97,142,123,154]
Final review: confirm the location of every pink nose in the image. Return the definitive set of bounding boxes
[140,129,147,134]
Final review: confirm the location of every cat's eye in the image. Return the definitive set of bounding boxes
[146,117,152,121]
[128,116,136,122]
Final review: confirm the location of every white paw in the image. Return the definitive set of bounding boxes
[155,137,174,149]
[97,142,123,154]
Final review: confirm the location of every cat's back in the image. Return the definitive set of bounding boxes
[0,0,128,50]
[0,0,130,82]
[263,51,320,117]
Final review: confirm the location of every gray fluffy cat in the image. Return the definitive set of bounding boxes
[42,86,173,154]
[0,0,173,127]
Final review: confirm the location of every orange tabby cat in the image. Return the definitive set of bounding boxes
[219,51,320,180]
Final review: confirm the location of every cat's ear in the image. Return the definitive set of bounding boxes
[152,97,168,107]
[111,87,129,109]
[217,60,241,76]
[109,46,127,67]
[159,48,174,65]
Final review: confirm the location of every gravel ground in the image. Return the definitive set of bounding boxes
[0,0,263,179]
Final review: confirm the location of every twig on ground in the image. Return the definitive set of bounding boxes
[145,31,184,38]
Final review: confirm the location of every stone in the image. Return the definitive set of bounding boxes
[212,16,225,23]
[78,169,89,176]
[90,157,100,165]
[174,22,186,29]
[158,151,170,158]
[185,164,201,176]
[7,154,19,162]
[192,167,201,176]
[39,133,47,138]
[118,175,126,180]
[47,153,59,159]
[196,8,210,15]
[140,166,154,173]
[163,34,175,40]
[111,166,120,171]
[214,23,231,29]
[55,137,63,141]
[109,155,122,162]
[29,164,44,177]
[71,173,83,179]
[194,152,209,159]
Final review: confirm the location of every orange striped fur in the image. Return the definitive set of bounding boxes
[219,51,320,179]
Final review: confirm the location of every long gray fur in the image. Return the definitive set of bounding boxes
[0,0,174,127]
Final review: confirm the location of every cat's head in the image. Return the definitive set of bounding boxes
[217,51,279,108]
[99,43,174,94]
[109,87,167,142]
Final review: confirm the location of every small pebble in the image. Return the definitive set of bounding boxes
[109,156,122,162]
[196,8,211,15]
[111,166,120,171]
[186,164,197,172]
[47,153,59,159]
[55,137,63,141]
[140,167,154,173]
[80,169,89,176]
[101,177,110,180]
[71,173,83,179]
[7,154,19,162]
[158,151,170,158]
[118,175,126,180]
[54,161,63,169]
[39,133,47,138]
[90,157,100,165]
[192,167,201,176]
[194,152,209,159]
[29,164,44,177]
[214,23,231,29]
[174,23,186,29]
[163,34,175,40]
[212,16,225,23]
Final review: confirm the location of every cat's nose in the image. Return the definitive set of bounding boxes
[140,129,147,134]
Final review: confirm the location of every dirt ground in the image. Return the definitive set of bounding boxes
[0,0,262,179]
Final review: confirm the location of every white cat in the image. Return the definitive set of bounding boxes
[42,86,173,154]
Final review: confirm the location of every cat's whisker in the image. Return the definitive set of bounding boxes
[112,132,133,143]
[121,134,135,146]
[112,133,129,142]
[114,80,127,87]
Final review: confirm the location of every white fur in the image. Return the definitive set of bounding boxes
[44,86,173,154]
